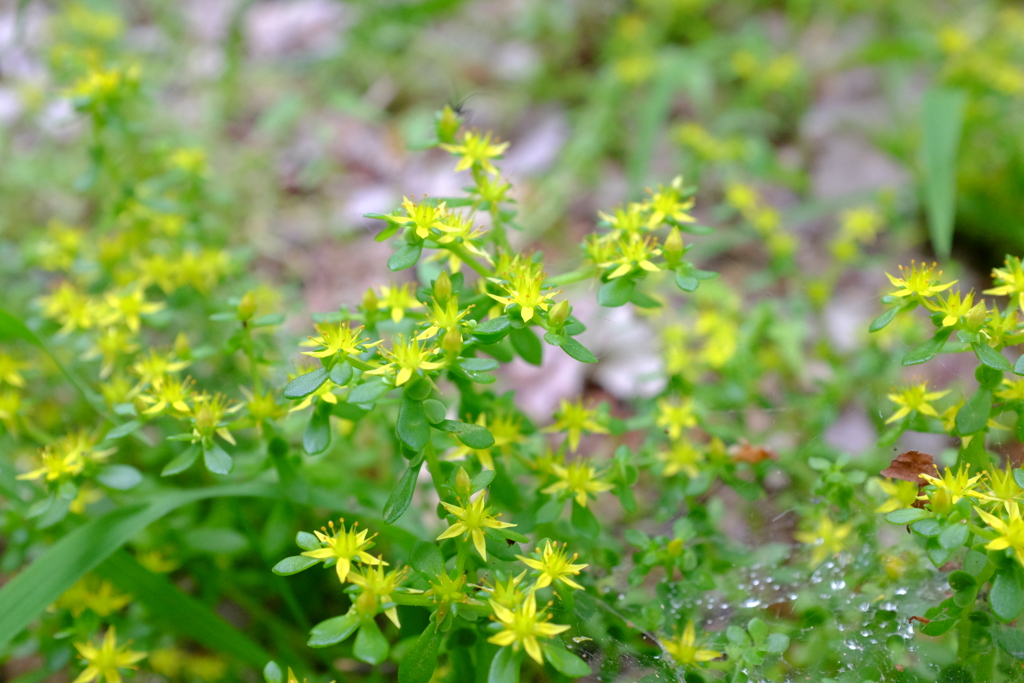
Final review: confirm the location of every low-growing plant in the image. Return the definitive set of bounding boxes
[7,8,1024,683]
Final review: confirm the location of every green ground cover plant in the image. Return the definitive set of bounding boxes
[5,2,1024,683]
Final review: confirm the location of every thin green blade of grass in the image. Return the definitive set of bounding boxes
[920,87,967,259]
[0,482,274,652]
[95,550,271,668]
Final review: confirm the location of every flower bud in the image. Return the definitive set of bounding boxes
[434,271,453,304]
[436,105,461,145]
[174,332,192,361]
[362,288,379,315]
[666,538,684,557]
[442,327,462,355]
[455,467,472,499]
[965,302,987,329]
[548,300,570,327]
[663,227,684,256]
[237,291,257,322]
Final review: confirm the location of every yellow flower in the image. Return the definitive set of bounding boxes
[517,540,588,590]
[487,257,559,323]
[378,282,424,323]
[661,620,722,667]
[437,492,516,560]
[919,466,984,506]
[440,130,510,175]
[602,234,662,279]
[974,503,1024,568]
[418,297,472,340]
[985,256,1024,311]
[480,570,528,612]
[645,176,695,227]
[365,335,445,387]
[885,382,949,424]
[183,392,242,446]
[875,478,920,514]
[975,464,1023,512]
[138,375,194,416]
[885,261,956,299]
[542,460,614,508]
[384,196,449,240]
[487,591,570,665]
[924,289,974,327]
[658,439,705,478]
[543,398,607,453]
[839,206,883,243]
[0,353,26,387]
[71,627,146,683]
[794,515,852,566]
[300,322,378,358]
[656,396,698,439]
[300,519,384,583]
[103,286,163,333]
[348,562,410,627]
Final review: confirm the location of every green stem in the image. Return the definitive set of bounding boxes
[443,244,493,279]
[423,442,446,497]
[391,593,490,614]
[545,266,599,287]
[455,541,469,576]
[240,327,263,394]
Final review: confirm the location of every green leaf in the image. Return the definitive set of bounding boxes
[938,522,969,550]
[765,633,789,655]
[264,661,284,683]
[162,445,201,476]
[1014,354,1024,376]
[96,465,142,490]
[308,611,361,648]
[471,470,496,491]
[544,644,591,677]
[353,619,390,664]
[348,378,393,405]
[488,646,521,683]
[747,618,768,646]
[398,623,444,683]
[436,420,495,449]
[948,570,977,591]
[597,278,635,308]
[571,501,599,539]
[329,362,353,387]
[303,401,332,455]
[388,241,423,271]
[384,460,422,524]
[105,420,141,440]
[0,481,275,651]
[558,337,598,364]
[920,87,967,259]
[397,395,430,451]
[296,531,320,551]
[1014,468,1024,491]
[991,566,1024,621]
[972,342,1012,372]
[885,508,930,525]
[411,541,444,580]
[183,528,249,555]
[283,367,330,399]
[901,327,952,366]
[510,326,542,365]
[423,398,447,424]
[203,443,234,475]
[624,529,650,547]
[96,551,270,667]
[272,555,320,576]
[869,306,900,333]
[956,387,993,435]
[473,316,512,344]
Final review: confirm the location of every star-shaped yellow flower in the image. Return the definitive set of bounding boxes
[488,591,570,665]
[300,519,384,584]
[436,492,516,560]
[72,627,146,683]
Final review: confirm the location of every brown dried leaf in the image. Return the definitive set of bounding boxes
[730,442,778,464]
[880,450,936,483]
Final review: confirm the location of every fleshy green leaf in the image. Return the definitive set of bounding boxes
[973,342,1012,372]
[271,555,320,576]
[938,522,969,550]
[105,420,142,440]
[488,645,521,683]
[388,242,423,272]
[901,328,952,366]
[384,460,422,524]
[162,445,201,476]
[308,611,361,648]
[558,336,598,364]
[423,398,447,424]
[264,661,284,683]
[348,378,393,405]
[203,443,234,475]
[283,367,329,399]
[304,401,332,455]
[397,395,430,451]
[571,500,600,539]
[991,566,1024,621]
[920,87,967,259]
[473,316,512,344]
[597,278,635,308]
[353,619,390,664]
[96,465,143,490]
[869,306,900,333]
[398,622,444,683]
[329,362,353,387]
[544,644,591,677]
[955,387,992,435]
[411,541,444,580]
[885,508,930,525]
[510,326,542,366]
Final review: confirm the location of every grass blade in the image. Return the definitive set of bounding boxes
[920,88,967,259]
